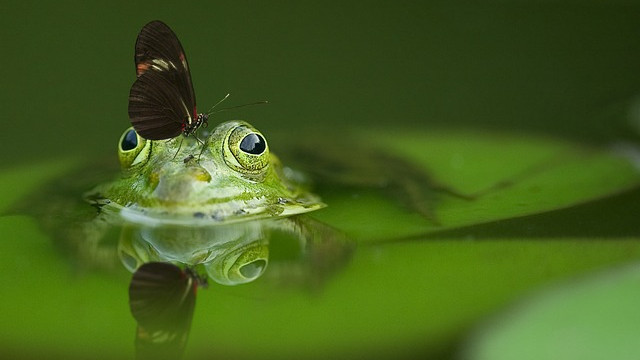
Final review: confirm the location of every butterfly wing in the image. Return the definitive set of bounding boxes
[129,21,197,140]
[128,262,198,359]
[134,20,196,103]
[129,69,193,140]
[129,262,197,328]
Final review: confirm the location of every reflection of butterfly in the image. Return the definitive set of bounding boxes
[128,21,208,140]
[128,262,207,360]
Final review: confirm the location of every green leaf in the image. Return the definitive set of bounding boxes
[462,262,640,360]
[312,130,640,242]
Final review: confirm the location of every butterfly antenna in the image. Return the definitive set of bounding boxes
[208,100,269,115]
[205,93,231,114]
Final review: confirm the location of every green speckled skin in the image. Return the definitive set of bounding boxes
[90,120,324,223]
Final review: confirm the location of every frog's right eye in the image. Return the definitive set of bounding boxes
[120,129,138,151]
[118,127,149,168]
[223,124,270,177]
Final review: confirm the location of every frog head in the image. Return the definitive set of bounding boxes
[104,120,323,223]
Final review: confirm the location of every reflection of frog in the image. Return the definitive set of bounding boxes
[116,215,349,287]
[82,121,352,286]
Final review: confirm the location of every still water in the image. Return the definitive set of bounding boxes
[2,2,640,359]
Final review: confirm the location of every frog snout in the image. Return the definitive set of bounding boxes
[151,166,212,201]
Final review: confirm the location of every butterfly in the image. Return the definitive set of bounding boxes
[128,20,208,141]
[128,262,208,359]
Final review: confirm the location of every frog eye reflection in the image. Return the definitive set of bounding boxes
[204,241,269,285]
[226,125,270,173]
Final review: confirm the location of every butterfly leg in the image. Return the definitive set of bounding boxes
[172,137,185,160]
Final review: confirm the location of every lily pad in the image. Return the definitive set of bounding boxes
[462,262,640,360]
[312,129,640,242]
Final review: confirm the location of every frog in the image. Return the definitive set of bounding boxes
[80,120,353,287]
[89,120,324,224]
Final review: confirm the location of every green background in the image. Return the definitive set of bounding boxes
[3,1,640,164]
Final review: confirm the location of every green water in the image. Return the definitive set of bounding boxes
[2,1,640,359]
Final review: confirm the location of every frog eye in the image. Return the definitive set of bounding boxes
[120,129,138,151]
[224,124,270,174]
[204,240,269,285]
[239,133,266,155]
[118,127,150,169]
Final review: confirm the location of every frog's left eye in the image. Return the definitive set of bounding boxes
[224,124,270,175]
[118,127,149,168]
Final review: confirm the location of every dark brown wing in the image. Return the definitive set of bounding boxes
[128,69,193,140]
[129,262,197,327]
[129,262,198,359]
[129,21,197,140]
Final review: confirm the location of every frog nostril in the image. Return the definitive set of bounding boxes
[191,168,211,182]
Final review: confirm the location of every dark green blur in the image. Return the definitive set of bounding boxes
[2,1,640,166]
